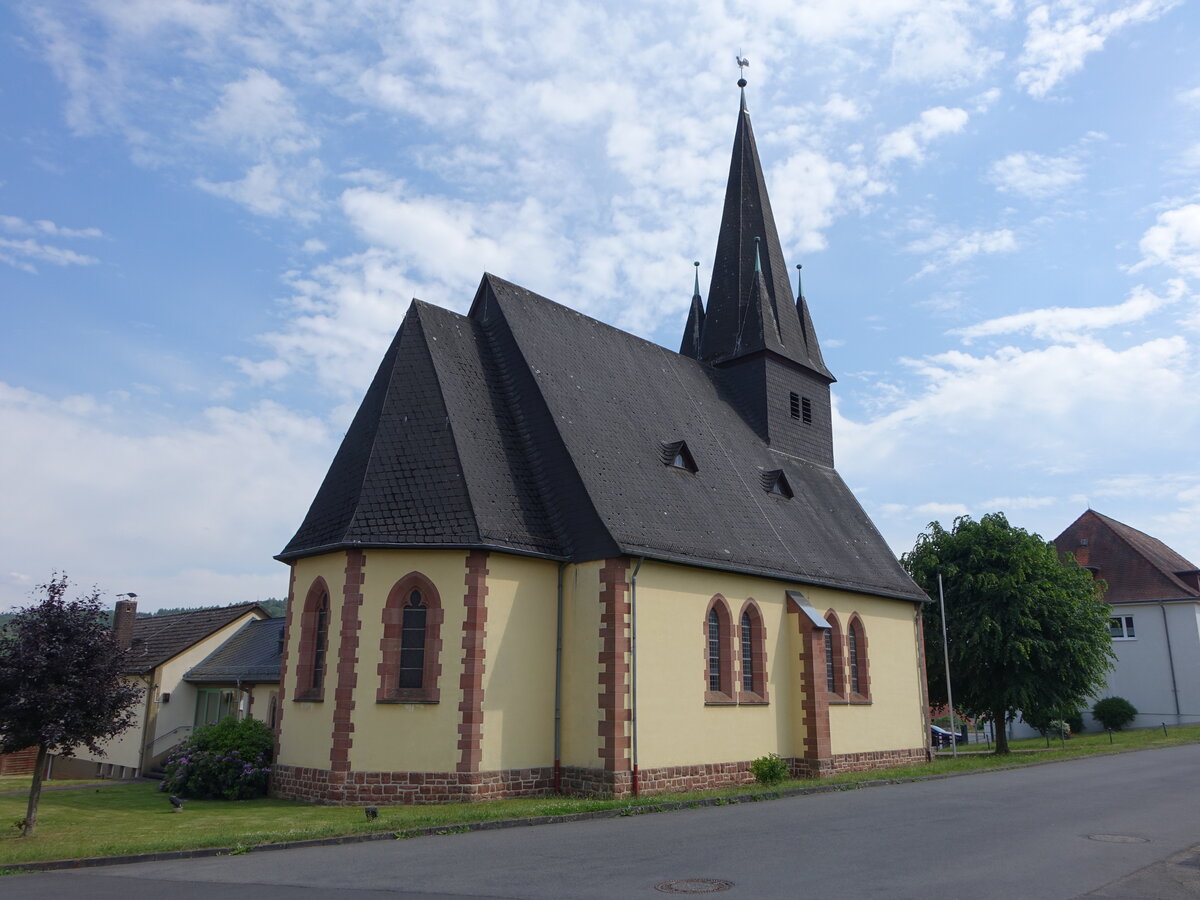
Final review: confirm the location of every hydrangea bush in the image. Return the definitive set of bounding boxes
[160,716,273,800]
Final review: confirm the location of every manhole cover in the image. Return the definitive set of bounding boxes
[1088,834,1149,843]
[654,879,734,894]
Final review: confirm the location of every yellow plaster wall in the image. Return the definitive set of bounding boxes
[559,560,603,769]
[813,589,926,756]
[349,549,469,773]
[70,674,150,769]
[478,555,558,771]
[249,685,277,724]
[633,561,801,767]
[277,553,344,770]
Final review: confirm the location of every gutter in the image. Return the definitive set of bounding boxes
[1158,600,1182,720]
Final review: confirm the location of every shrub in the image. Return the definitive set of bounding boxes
[160,716,273,800]
[750,753,789,786]
[1045,719,1071,740]
[1065,709,1085,734]
[1092,697,1138,731]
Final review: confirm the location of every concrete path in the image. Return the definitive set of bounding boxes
[10,744,1200,898]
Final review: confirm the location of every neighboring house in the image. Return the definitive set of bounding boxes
[271,81,932,805]
[53,600,271,779]
[1055,510,1200,730]
[184,616,284,732]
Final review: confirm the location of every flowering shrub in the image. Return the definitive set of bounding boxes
[160,716,273,800]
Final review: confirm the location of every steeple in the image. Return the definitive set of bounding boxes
[695,78,834,383]
[680,261,706,357]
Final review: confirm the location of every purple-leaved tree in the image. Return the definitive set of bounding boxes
[0,575,142,836]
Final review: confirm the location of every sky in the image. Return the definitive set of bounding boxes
[2,0,1198,613]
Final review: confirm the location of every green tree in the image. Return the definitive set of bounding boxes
[902,513,1114,755]
[0,575,143,835]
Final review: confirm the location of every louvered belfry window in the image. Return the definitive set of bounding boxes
[399,589,428,689]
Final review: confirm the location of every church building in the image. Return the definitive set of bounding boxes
[271,79,932,804]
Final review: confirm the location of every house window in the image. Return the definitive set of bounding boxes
[847,615,871,702]
[704,595,734,704]
[294,579,331,702]
[194,687,235,728]
[738,601,768,703]
[1109,616,1136,640]
[378,572,443,703]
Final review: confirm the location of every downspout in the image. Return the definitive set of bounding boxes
[1159,600,1182,721]
[553,562,566,794]
[630,556,645,798]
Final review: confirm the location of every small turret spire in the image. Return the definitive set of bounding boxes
[679,260,706,359]
[693,260,701,297]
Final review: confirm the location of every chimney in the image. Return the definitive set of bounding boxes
[113,598,137,651]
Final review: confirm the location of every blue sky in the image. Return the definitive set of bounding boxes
[2,0,1198,612]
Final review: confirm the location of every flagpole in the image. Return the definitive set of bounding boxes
[938,573,958,758]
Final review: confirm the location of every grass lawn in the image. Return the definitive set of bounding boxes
[2,723,1197,868]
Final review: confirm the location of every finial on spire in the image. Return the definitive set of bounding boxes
[754,236,762,273]
[795,263,803,300]
[693,260,701,297]
[736,54,749,105]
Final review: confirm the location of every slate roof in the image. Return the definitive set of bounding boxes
[184,617,284,684]
[1055,510,1200,604]
[121,603,268,674]
[278,87,926,605]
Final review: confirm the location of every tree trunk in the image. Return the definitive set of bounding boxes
[23,744,49,836]
[993,716,1010,755]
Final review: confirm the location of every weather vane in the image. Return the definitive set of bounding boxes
[736,53,749,88]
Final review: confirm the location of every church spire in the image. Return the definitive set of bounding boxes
[679,260,706,358]
[695,75,833,383]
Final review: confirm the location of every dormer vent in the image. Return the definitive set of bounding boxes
[760,468,793,498]
[660,440,698,473]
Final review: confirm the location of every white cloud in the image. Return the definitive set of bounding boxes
[989,150,1085,198]
[0,382,329,613]
[888,7,1005,86]
[953,280,1185,343]
[200,69,317,156]
[878,106,969,165]
[1017,0,1181,98]
[769,151,887,253]
[0,238,99,273]
[196,159,324,221]
[0,215,103,239]
[1134,203,1200,279]
[907,227,1017,276]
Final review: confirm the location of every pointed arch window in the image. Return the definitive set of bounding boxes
[704,595,734,704]
[847,615,871,702]
[294,579,331,702]
[738,600,768,704]
[823,609,846,700]
[378,572,443,704]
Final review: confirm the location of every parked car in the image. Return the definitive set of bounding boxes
[930,724,966,748]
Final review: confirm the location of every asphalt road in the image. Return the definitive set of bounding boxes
[12,744,1200,899]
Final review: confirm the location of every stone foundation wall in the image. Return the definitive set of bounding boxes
[271,763,555,805]
[273,747,930,805]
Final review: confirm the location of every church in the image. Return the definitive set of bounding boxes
[270,78,932,804]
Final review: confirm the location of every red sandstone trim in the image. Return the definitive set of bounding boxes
[823,609,847,701]
[294,576,331,702]
[789,596,831,766]
[329,550,365,776]
[598,558,631,772]
[703,594,734,704]
[377,571,444,704]
[458,551,489,774]
[735,598,769,704]
[274,565,297,761]
[847,613,871,704]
